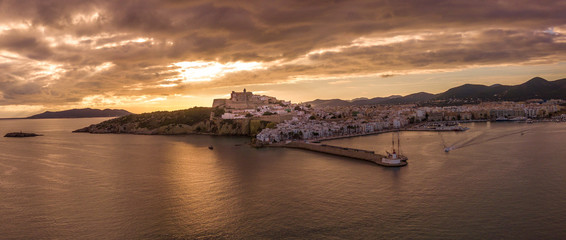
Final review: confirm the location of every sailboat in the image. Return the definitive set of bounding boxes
[381,131,408,165]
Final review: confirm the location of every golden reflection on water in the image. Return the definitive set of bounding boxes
[163,140,237,233]
[2,120,566,239]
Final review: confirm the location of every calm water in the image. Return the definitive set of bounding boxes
[1,119,566,239]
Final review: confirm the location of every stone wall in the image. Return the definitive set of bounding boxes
[287,142,384,161]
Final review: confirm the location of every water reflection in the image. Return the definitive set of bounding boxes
[1,120,566,239]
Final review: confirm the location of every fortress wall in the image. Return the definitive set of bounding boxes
[212,99,227,108]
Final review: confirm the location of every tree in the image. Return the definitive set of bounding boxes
[213,107,225,118]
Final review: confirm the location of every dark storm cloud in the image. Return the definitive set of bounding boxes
[0,0,566,106]
[209,29,566,88]
[0,30,52,60]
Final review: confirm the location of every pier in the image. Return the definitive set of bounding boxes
[285,141,407,167]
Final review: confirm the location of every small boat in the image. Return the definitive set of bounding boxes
[208,145,214,150]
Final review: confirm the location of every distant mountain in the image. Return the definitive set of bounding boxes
[382,92,436,105]
[307,99,352,107]
[305,77,566,107]
[307,93,435,107]
[435,77,566,102]
[351,95,402,106]
[434,83,510,101]
[504,77,566,101]
[351,97,369,101]
[27,108,132,119]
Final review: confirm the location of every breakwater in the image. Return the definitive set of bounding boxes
[286,141,407,167]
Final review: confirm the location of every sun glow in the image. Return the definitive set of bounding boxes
[93,62,114,72]
[94,37,154,49]
[32,62,65,79]
[169,61,265,82]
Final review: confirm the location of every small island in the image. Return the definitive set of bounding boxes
[4,132,43,138]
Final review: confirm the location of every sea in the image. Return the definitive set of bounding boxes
[1,118,566,239]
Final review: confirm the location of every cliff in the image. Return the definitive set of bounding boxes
[73,107,272,136]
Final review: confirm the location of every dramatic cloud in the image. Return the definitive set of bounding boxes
[0,0,566,115]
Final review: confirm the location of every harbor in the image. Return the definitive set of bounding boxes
[255,122,472,167]
[256,129,411,167]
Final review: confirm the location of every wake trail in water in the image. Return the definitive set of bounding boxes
[438,132,448,148]
[456,129,526,150]
[444,125,538,151]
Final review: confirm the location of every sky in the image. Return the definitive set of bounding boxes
[1,0,566,117]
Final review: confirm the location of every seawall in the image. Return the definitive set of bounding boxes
[286,141,407,167]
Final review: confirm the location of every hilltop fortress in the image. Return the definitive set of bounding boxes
[211,89,295,121]
[212,89,281,109]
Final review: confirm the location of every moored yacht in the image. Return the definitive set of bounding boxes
[381,131,408,165]
[382,149,408,164]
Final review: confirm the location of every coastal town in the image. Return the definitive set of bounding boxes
[73,88,566,167]
[212,89,566,144]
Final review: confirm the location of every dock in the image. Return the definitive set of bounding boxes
[285,141,407,167]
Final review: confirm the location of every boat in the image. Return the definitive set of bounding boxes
[208,145,214,150]
[381,131,408,165]
[526,119,534,124]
